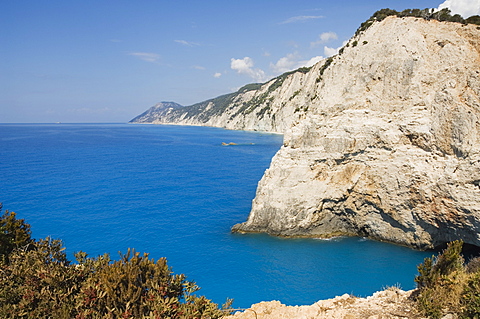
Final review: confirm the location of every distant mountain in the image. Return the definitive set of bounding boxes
[129,102,183,123]
[128,68,314,133]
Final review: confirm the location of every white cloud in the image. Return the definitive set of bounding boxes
[214,72,222,78]
[324,40,349,57]
[303,56,323,67]
[437,0,480,17]
[324,46,339,57]
[311,32,338,47]
[193,65,206,70]
[280,15,324,24]
[230,57,266,82]
[175,39,200,47]
[128,52,161,63]
[320,32,338,42]
[270,53,323,74]
[270,53,300,74]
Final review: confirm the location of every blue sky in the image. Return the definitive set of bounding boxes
[2,0,479,123]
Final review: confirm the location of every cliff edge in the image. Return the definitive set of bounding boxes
[232,16,480,250]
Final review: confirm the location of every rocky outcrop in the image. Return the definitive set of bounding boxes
[232,17,480,250]
[226,288,423,319]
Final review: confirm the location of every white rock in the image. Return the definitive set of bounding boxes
[225,288,423,319]
[233,17,480,250]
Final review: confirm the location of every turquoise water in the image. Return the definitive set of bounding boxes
[0,123,432,308]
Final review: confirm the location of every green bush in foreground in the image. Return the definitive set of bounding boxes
[0,203,33,262]
[0,205,232,319]
[414,240,480,319]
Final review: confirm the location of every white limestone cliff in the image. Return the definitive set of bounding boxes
[132,16,480,250]
[232,17,480,250]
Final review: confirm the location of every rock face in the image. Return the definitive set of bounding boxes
[232,17,480,250]
[225,288,423,319]
[132,16,480,250]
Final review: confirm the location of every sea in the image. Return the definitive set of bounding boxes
[0,123,433,308]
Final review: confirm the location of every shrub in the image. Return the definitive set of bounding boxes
[432,240,464,278]
[0,203,33,262]
[462,272,480,318]
[75,249,231,319]
[354,8,480,36]
[0,238,82,318]
[431,8,455,21]
[317,57,334,79]
[238,83,263,94]
[414,240,480,319]
[466,257,480,274]
[0,206,232,318]
[414,241,465,318]
[466,15,480,25]
[289,90,301,101]
[372,8,399,21]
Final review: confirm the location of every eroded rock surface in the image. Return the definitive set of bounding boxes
[225,289,425,319]
[233,17,480,250]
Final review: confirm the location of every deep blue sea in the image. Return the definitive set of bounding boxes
[0,123,432,308]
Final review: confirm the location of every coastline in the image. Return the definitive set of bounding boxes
[128,121,285,135]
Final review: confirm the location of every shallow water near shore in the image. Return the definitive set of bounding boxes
[0,123,432,308]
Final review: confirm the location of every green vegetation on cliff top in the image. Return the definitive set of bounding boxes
[356,7,480,35]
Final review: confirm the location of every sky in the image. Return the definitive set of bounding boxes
[1,0,479,123]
